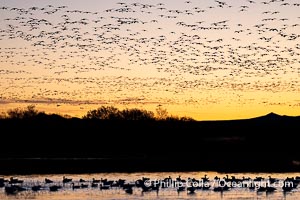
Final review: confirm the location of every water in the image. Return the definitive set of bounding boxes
[1,172,299,200]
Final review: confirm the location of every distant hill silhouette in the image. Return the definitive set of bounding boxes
[250,112,298,120]
[0,108,300,174]
[264,112,282,118]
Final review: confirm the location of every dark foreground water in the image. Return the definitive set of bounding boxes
[1,172,300,200]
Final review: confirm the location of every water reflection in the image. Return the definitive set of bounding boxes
[0,172,299,200]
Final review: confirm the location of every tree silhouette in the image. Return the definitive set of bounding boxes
[120,108,154,120]
[155,105,168,120]
[165,115,195,121]
[6,105,41,119]
[83,106,155,120]
[83,106,121,120]
[2,105,194,121]
[0,111,6,119]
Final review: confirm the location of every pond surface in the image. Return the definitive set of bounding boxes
[1,172,299,199]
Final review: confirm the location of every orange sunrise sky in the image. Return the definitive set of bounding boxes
[0,0,299,120]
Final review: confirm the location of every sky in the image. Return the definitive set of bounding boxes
[0,0,299,120]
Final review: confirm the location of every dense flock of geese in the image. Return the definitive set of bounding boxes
[0,0,299,109]
[1,175,300,195]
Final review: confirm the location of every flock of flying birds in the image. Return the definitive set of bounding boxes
[0,0,299,115]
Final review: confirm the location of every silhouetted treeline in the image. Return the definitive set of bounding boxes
[0,106,300,174]
[0,105,194,121]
